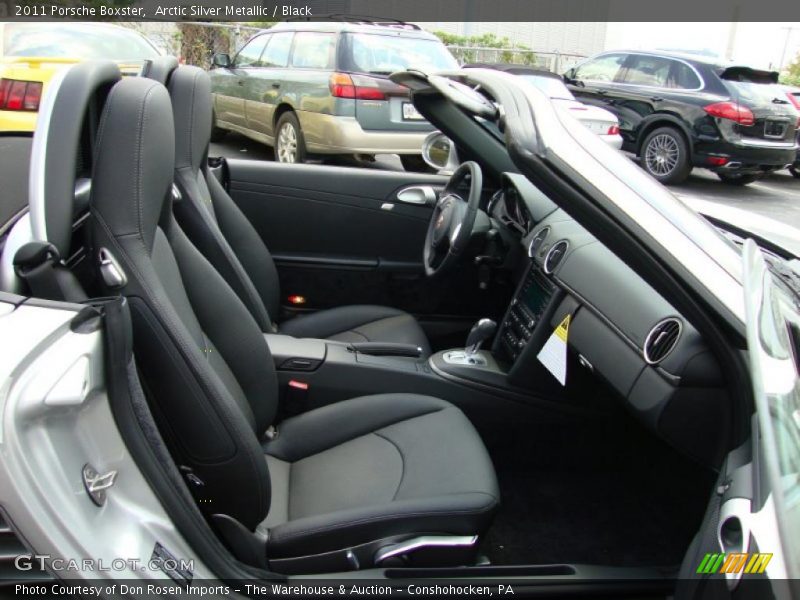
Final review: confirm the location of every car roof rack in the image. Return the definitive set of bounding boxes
[285,13,422,30]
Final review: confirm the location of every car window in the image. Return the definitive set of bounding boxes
[344,33,458,74]
[669,61,702,89]
[520,75,575,100]
[261,32,293,68]
[290,32,335,69]
[622,55,673,87]
[2,23,159,60]
[573,54,626,83]
[235,35,269,68]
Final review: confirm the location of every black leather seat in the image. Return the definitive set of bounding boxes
[165,66,430,355]
[89,76,497,572]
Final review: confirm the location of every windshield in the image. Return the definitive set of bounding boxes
[2,23,159,61]
[345,33,458,74]
[519,75,575,101]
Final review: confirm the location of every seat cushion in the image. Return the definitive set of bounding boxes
[278,305,431,356]
[260,394,499,558]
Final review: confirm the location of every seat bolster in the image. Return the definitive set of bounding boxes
[263,394,450,462]
[265,492,498,559]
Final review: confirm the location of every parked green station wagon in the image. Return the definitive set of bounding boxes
[208,19,458,170]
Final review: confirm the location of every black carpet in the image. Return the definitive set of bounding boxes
[480,410,716,567]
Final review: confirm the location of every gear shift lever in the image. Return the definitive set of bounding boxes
[465,318,497,355]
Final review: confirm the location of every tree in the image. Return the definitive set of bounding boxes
[781,51,800,87]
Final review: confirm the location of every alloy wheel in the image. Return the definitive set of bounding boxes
[644,133,679,177]
[277,122,298,163]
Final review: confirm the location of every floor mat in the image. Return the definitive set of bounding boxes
[480,412,716,567]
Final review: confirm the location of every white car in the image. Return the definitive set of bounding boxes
[464,64,623,148]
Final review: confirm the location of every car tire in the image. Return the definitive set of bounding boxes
[717,173,759,186]
[400,155,436,173]
[640,127,692,185]
[789,166,800,179]
[210,109,227,143]
[274,112,306,164]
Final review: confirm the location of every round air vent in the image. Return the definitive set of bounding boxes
[528,226,550,258]
[643,318,682,365]
[543,240,569,274]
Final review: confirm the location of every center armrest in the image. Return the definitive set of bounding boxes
[264,334,327,371]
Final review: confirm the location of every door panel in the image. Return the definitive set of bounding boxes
[221,160,513,338]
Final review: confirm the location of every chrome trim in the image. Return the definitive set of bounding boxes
[528,226,550,258]
[374,535,477,564]
[736,137,798,149]
[29,65,72,244]
[543,240,569,274]
[443,350,488,366]
[643,317,682,365]
[396,185,437,205]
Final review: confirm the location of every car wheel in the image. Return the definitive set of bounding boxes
[274,112,306,164]
[789,166,800,179]
[640,127,692,185]
[717,172,759,185]
[210,109,227,143]
[400,155,436,173]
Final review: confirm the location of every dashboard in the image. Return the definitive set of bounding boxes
[488,172,726,467]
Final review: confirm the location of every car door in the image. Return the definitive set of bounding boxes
[211,159,514,345]
[212,34,270,129]
[676,239,799,600]
[566,52,627,113]
[243,31,293,138]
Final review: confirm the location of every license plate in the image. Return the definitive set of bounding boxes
[764,119,787,139]
[402,102,424,120]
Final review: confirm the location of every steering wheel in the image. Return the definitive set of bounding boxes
[423,161,482,277]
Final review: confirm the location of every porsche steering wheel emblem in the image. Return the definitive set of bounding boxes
[436,213,446,230]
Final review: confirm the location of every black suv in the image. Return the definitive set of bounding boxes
[564,51,799,185]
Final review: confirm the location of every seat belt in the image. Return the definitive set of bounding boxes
[13,241,88,302]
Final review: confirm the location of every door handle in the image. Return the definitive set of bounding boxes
[271,82,281,89]
[650,96,664,102]
[596,89,608,95]
[395,185,438,205]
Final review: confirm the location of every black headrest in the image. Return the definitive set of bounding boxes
[91,77,174,252]
[141,56,179,87]
[167,66,212,173]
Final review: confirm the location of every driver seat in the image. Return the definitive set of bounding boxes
[164,66,431,355]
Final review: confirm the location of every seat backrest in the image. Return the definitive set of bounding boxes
[166,66,281,331]
[89,76,275,530]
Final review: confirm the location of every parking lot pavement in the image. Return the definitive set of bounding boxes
[670,169,800,229]
[211,133,799,229]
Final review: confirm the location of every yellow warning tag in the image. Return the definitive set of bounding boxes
[554,314,570,342]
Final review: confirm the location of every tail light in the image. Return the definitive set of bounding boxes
[329,72,387,101]
[0,79,43,111]
[703,101,755,126]
[607,124,620,135]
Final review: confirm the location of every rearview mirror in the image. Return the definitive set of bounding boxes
[212,53,231,69]
[421,132,460,174]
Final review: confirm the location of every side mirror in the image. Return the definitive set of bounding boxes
[421,132,460,174]
[563,68,576,82]
[212,53,231,69]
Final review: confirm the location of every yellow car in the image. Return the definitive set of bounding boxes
[0,22,161,132]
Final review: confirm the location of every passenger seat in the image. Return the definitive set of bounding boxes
[88,76,498,573]
[164,66,431,355]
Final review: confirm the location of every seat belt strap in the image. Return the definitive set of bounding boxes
[13,241,88,302]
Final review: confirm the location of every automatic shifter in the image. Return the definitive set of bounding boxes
[442,318,496,366]
[465,318,497,355]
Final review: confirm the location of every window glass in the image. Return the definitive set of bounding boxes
[345,33,458,74]
[623,55,673,87]
[669,61,702,89]
[261,32,293,68]
[290,32,335,69]
[235,35,269,68]
[3,23,159,60]
[573,54,625,83]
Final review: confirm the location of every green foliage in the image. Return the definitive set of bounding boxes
[781,52,800,87]
[432,30,537,66]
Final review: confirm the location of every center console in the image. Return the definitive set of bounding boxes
[495,264,557,364]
